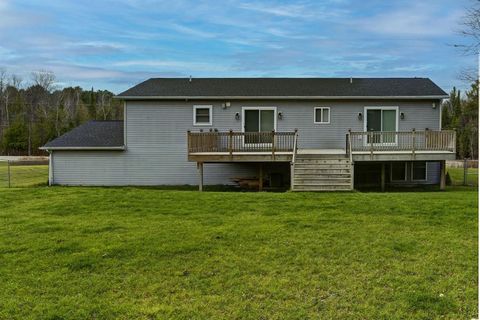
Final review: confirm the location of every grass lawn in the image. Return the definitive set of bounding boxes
[0,164,49,187]
[0,186,477,319]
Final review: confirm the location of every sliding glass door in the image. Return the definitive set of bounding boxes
[365,108,397,144]
[243,108,276,144]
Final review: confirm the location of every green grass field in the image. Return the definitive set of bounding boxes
[0,164,49,187]
[0,186,477,319]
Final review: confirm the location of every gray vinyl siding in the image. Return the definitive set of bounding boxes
[52,99,441,186]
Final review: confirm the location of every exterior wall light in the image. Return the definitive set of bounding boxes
[400,112,405,120]
[357,112,363,120]
[235,112,240,120]
[278,112,283,120]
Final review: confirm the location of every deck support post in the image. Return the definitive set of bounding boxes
[381,163,386,192]
[198,162,204,192]
[440,160,446,190]
[258,163,263,192]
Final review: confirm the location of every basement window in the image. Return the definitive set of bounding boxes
[193,105,212,126]
[412,162,427,181]
[314,107,330,124]
[391,162,407,181]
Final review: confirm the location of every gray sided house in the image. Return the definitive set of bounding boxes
[41,78,455,191]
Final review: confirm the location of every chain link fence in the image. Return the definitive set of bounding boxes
[446,159,478,187]
[0,160,49,188]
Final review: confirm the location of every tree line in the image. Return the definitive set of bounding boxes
[0,70,123,155]
[442,81,478,159]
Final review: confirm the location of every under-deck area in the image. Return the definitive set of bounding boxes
[187,130,456,191]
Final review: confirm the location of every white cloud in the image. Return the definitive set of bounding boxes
[113,60,231,72]
[238,2,312,18]
[166,23,217,39]
[353,3,463,37]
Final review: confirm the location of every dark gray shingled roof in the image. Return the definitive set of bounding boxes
[41,120,124,149]
[117,77,448,98]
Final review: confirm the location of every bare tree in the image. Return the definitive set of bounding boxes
[31,70,56,92]
[455,1,480,80]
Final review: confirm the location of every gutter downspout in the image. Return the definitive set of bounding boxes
[48,150,53,186]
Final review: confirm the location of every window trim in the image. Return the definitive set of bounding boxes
[193,105,213,126]
[314,107,330,124]
[390,161,408,182]
[411,161,428,181]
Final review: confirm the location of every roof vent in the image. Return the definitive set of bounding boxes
[350,77,353,84]
[189,75,192,82]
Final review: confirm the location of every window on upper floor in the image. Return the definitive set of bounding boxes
[314,107,330,124]
[193,105,212,126]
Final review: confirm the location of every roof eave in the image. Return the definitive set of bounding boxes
[39,146,126,151]
[114,95,449,100]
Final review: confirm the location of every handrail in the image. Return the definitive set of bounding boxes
[291,129,298,164]
[347,130,353,163]
[348,130,456,153]
[290,129,298,191]
[188,130,297,154]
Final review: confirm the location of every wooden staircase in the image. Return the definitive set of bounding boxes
[292,154,353,191]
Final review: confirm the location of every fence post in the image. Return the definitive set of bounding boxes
[464,158,468,186]
[7,160,11,188]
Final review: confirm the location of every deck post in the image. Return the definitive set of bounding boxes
[369,131,374,160]
[412,128,416,160]
[258,163,263,191]
[381,163,385,192]
[198,162,204,192]
[228,130,233,159]
[440,160,446,190]
[271,130,276,160]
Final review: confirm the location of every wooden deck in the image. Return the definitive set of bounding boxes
[347,130,456,161]
[187,130,297,162]
[187,130,456,163]
[188,130,456,191]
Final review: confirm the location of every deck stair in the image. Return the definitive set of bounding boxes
[292,154,353,191]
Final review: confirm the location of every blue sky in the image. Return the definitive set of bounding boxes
[0,0,476,93]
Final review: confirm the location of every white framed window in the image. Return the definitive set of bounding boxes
[193,105,212,126]
[411,161,427,181]
[390,162,407,181]
[314,107,330,124]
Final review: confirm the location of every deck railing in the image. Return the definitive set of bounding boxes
[348,130,456,153]
[187,130,297,154]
